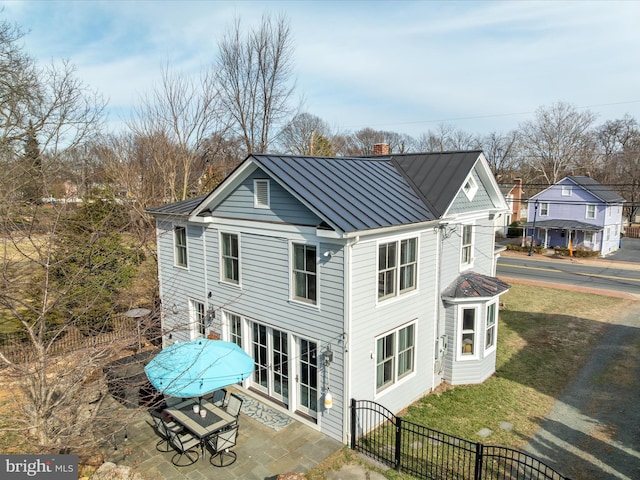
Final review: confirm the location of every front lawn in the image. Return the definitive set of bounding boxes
[402,283,632,447]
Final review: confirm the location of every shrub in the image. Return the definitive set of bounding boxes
[553,247,600,258]
[505,244,546,254]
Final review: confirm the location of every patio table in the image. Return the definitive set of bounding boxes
[164,398,236,460]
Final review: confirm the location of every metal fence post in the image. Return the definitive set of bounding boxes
[350,398,356,450]
[474,442,483,480]
[395,415,402,471]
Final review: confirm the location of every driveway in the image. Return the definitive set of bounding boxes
[524,275,640,479]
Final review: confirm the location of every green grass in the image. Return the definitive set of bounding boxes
[402,283,632,448]
[306,283,633,479]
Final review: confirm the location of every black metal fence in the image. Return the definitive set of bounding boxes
[351,399,570,480]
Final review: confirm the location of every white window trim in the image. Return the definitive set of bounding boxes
[219,231,241,287]
[290,241,319,307]
[374,321,417,395]
[457,305,480,361]
[376,235,419,304]
[173,225,188,269]
[460,223,475,271]
[189,299,206,340]
[254,179,270,209]
[485,302,498,355]
[585,204,596,220]
[561,185,572,196]
[584,231,595,246]
[462,174,478,201]
[539,202,549,217]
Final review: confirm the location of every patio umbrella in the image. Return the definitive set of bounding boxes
[144,339,254,397]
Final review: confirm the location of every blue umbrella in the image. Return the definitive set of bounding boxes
[144,339,254,397]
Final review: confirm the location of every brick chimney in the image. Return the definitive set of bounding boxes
[512,178,523,222]
[373,143,390,155]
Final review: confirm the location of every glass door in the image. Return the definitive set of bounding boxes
[298,339,318,419]
[251,322,289,406]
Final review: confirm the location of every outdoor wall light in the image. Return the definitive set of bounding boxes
[171,304,179,314]
[323,348,333,366]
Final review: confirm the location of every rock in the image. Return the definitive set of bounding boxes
[90,462,143,480]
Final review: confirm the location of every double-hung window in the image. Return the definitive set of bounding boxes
[221,232,240,284]
[174,226,188,268]
[376,323,415,392]
[292,243,317,304]
[228,312,242,347]
[539,202,549,216]
[562,185,572,196]
[460,307,477,358]
[191,300,206,338]
[461,225,473,267]
[485,303,497,352]
[378,238,417,301]
[586,204,596,220]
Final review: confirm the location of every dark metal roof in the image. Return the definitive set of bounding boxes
[390,151,482,217]
[146,151,486,233]
[522,219,602,231]
[442,272,511,299]
[147,195,206,216]
[252,154,436,233]
[567,176,625,203]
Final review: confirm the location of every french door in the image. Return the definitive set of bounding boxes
[298,338,318,419]
[252,323,289,405]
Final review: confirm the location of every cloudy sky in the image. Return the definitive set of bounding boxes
[2,0,639,138]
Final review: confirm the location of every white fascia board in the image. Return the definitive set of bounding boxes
[341,219,441,239]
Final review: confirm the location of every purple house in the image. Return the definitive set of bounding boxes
[524,176,625,256]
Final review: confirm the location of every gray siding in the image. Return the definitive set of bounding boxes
[448,169,494,215]
[157,221,208,343]
[349,228,439,414]
[211,168,323,226]
[205,227,346,441]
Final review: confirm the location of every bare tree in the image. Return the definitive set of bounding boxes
[415,124,479,152]
[0,20,105,204]
[125,65,225,204]
[279,112,330,155]
[596,115,640,222]
[0,199,150,455]
[518,102,597,185]
[480,130,521,182]
[216,13,296,154]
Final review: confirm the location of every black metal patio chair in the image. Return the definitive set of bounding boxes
[167,428,200,466]
[149,410,182,453]
[225,393,243,420]
[206,425,239,467]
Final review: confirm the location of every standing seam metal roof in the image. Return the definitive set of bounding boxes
[146,151,485,233]
[252,154,435,233]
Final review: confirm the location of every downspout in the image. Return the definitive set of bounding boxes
[343,235,358,444]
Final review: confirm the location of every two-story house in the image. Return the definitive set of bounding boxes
[524,176,625,256]
[147,150,510,443]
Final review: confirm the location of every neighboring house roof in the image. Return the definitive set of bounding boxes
[442,272,511,300]
[530,176,625,204]
[566,175,625,203]
[522,219,602,231]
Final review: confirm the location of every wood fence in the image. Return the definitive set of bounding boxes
[0,322,139,364]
